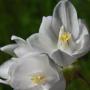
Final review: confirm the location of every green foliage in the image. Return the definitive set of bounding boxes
[0,0,90,90]
[66,78,90,90]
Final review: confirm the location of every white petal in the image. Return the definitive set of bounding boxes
[39,16,52,34]
[0,36,31,57]
[13,86,42,90]
[76,19,89,41]
[51,49,76,66]
[0,44,33,58]
[11,35,26,45]
[9,53,60,90]
[74,20,90,57]
[0,59,15,80]
[27,33,45,53]
[14,44,32,57]
[42,73,66,90]
[42,84,50,90]
[27,33,56,54]
[52,0,79,39]
[74,35,90,58]
[50,75,66,90]
[0,44,17,56]
[0,79,8,85]
[39,16,57,43]
[10,35,35,57]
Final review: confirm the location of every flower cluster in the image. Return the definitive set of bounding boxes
[0,0,90,90]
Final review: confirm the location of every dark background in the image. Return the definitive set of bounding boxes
[0,0,90,90]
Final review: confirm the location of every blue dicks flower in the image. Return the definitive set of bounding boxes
[28,0,90,66]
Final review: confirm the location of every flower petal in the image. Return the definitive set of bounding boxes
[0,59,15,80]
[74,35,90,58]
[52,0,79,39]
[50,75,66,90]
[42,73,66,90]
[13,86,42,90]
[27,33,56,54]
[0,79,8,85]
[76,19,89,41]
[11,35,34,57]
[39,16,57,43]
[27,33,45,53]
[74,20,90,57]
[0,44,17,56]
[51,49,76,66]
[0,36,32,57]
[11,35,26,45]
[14,45,32,57]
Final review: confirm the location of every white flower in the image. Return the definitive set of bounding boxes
[0,54,66,90]
[0,36,66,90]
[27,0,90,66]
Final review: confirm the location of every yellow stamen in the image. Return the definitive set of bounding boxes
[59,32,71,43]
[31,73,46,85]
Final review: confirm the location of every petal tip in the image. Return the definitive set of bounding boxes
[0,47,4,51]
[42,16,47,21]
[11,35,17,40]
[0,46,7,52]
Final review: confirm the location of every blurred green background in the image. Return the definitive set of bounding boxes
[0,0,90,90]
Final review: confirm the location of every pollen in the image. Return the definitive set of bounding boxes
[59,32,71,43]
[31,73,46,85]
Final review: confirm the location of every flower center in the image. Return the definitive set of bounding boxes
[59,32,71,43]
[31,73,46,85]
